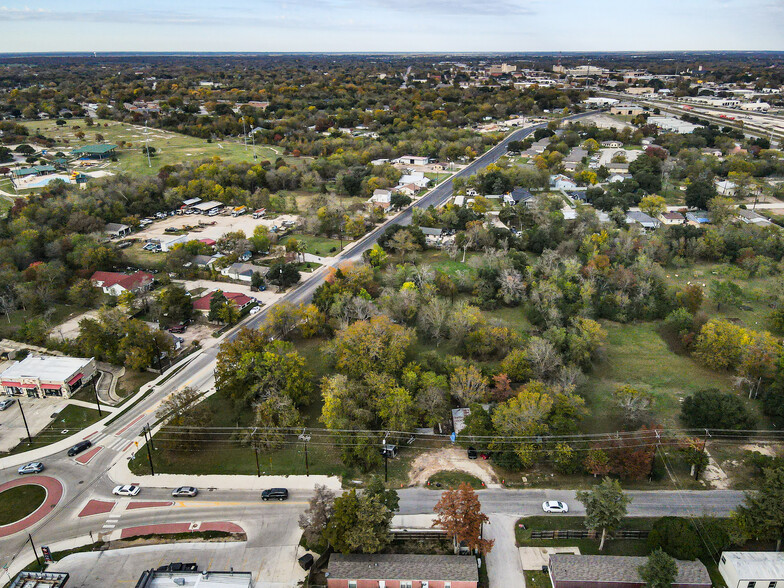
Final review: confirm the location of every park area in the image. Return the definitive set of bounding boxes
[20,119,282,176]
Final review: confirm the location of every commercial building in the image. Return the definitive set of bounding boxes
[549,554,711,588]
[134,569,253,588]
[647,117,701,134]
[0,355,97,398]
[610,104,644,116]
[327,553,479,588]
[719,551,784,588]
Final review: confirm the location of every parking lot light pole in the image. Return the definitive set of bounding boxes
[18,398,33,445]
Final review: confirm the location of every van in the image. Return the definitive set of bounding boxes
[261,488,289,501]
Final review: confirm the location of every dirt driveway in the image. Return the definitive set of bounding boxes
[49,310,100,341]
[407,446,499,487]
[133,212,300,243]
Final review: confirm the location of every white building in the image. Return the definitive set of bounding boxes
[392,155,430,166]
[741,101,771,112]
[0,355,97,399]
[584,97,619,107]
[647,116,701,134]
[719,551,784,588]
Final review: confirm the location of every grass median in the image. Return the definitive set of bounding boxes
[0,485,46,525]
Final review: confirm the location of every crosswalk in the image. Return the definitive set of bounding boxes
[91,433,136,453]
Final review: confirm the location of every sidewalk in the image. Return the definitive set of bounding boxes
[67,398,118,413]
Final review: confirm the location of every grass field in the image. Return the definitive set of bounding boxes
[0,303,88,341]
[427,470,483,489]
[663,262,780,333]
[6,404,102,455]
[284,233,344,257]
[583,321,739,433]
[20,119,283,177]
[0,485,46,525]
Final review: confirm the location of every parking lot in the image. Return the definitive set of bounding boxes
[0,396,71,452]
[131,211,300,245]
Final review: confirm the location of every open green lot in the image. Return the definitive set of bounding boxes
[5,404,103,455]
[0,485,46,525]
[427,470,483,489]
[20,119,282,176]
[0,303,89,342]
[284,233,344,257]
[583,321,739,433]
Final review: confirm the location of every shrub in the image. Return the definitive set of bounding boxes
[680,388,756,431]
[647,517,701,560]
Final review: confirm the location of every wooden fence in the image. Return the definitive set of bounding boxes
[530,529,649,540]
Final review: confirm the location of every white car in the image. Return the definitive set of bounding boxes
[112,484,141,496]
[542,500,569,513]
[249,306,262,315]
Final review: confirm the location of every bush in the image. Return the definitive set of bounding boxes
[680,388,756,431]
[648,517,701,560]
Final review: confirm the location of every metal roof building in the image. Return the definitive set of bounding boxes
[719,551,784,588]
[134,570,253,588]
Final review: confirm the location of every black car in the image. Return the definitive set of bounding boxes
[261,488,289,501]
[67,440,92,457]
[467,446,478,459]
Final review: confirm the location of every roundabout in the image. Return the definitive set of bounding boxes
[0,476,63,537]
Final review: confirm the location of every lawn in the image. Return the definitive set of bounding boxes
[662,262,781,333]
[0,485,46,525]
[285,233,345,257]
[524,571,551,588]
[5,404,103,455]
[583,321,738,433]
[427,470,483,489]
[19,119,284,177]
[0,303,85,341]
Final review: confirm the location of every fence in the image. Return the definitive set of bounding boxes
[530,529,649,540]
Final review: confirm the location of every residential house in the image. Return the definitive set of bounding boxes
[601,140,623,148]
[192,291,254,313]
[524,138,551,156]
[686,210,711,225]
[90,270,153,296]
[453,196,466,207]
[715,179,738,196]
[718,551,784,588]
[221,262,266,282]
[1,355,97,399]
[192,255,215,268]
[104,223,131,239]
[399,172,430,188]
[563,148,588,172]
[701,147,723,158]
[395,184,420,198]
[606,162,630,174]
[607,173,632,184]
[420,227,443,247]
[327,553,478,588]
[736,208,774,228]
[507,187,535,206]
[368,189,392,209]
[551,174,578,191]
[626,210,661,230]
[549,554,711,588]
[660,211,686,225]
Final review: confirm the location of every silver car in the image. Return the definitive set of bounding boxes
[0,398,15,410]
[18,462,44,475]
[171,486,199,497]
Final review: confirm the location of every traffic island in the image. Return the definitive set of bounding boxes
[0,476,63,537]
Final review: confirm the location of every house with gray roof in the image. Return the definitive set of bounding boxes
[626,210,661,230]
[327,554,479,588]
[549,554,711,588]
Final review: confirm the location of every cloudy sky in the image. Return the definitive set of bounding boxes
[1,0,783,52]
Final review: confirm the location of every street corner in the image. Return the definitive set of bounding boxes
[0,475,64,537]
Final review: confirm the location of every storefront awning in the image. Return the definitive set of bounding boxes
[40,383,62,390]
[19,383,37,389]
[67,373,84,386]
[1,381,21,387]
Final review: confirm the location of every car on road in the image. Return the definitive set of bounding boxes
[261,488,289,501]
[542,500,569,513]
[67,440,92,457]
[18,462,44,475]
[249,305,262,315]
[0,398,15,410]
[171,486,199,497]
[113,484,141,496]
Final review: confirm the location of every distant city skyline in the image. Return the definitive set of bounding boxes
[1,0,783,53]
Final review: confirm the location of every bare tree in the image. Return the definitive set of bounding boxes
[499,268,526,304]
[527,337,562,382]
[299,484,336,546]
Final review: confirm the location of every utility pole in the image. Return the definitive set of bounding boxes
[252,428,260,477]
[18,398,33,445]
[151,337,163,374]
[143,424,155,476]
[28,534,40,567]
[382,436,389,483]
[91,378,102,417]
[299,430,311,476]
[696,429,711,481]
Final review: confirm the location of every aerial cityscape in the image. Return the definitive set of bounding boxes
[1,4,784,588]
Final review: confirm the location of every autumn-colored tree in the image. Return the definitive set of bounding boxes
[676,283,703,314]
[638,195,667,218]
[433,483,494,555]
[492,383,553,437]
[327,315,415,379]
[584,448,612,477]
[449,364,488,405]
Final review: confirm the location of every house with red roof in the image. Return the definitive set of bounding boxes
[90,271,154,296]
[192,290,254,313]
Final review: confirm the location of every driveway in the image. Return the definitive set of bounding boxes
[485,514,526,588]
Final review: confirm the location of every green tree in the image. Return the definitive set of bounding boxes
[710,280,743,311]
[647,517,701,560]
[685,179,717,210]
[638,549,677,588]
[734,467,784,550]
[327,315,415,379]
[680,388,756,431]
[324,489,393,554]
[576,477,632,550]
[156,284,194,327]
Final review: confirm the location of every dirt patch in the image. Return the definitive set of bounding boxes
[702,452,730,490]
[50,310,100,341]
[740,443,778,457]
[407,446,498,487]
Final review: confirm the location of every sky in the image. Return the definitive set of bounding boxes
[1,0,783,53]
